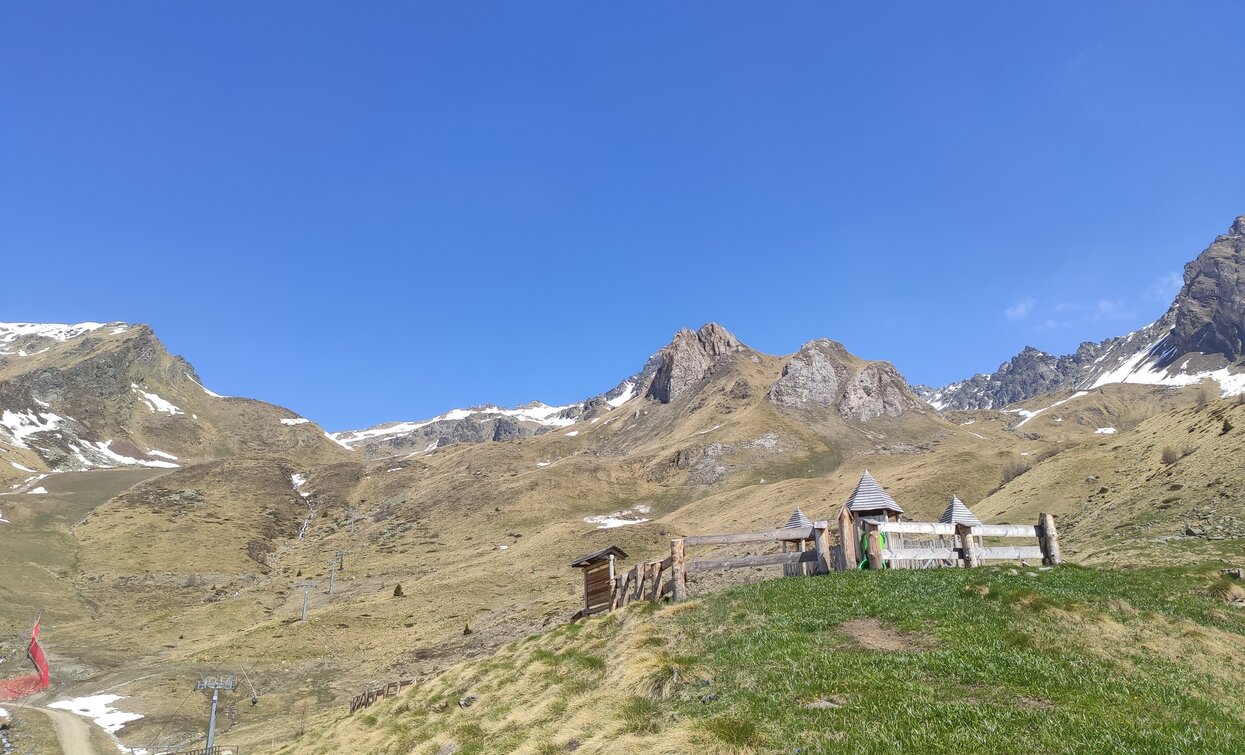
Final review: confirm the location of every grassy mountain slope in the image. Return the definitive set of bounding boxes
[274,565,1245,754]
[978,392,1245,565]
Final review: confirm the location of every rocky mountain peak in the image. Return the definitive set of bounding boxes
[1165,217,1245,363]
[768,339,925,420]
[645,323,745,403]
[921,213,1245,410]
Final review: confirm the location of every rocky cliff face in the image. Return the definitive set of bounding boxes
[645,323,744,403]
[921,216,1245,410]
[1167,217,1245,363]
[769,339,926,420]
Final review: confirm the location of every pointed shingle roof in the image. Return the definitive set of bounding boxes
[845,470,904,514]
[939,495,982,526]
[783,508,814,529]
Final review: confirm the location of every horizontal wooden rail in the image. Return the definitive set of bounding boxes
[882,546,1043,561]
[878,522,1038,538]
[978,545,1043,560]
[684,527,815,547]
[974,524,1038,538]
[881,547,959,560]
[687,550,818,573]
[878,522,956,535]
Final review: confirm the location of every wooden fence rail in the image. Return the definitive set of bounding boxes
[349,679,414,713]
[669,521,834,600]
[864,514,1060,570]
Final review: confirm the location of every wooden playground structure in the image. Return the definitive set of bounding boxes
[572,470,1061,612]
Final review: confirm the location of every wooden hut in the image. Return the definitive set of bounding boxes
[838,470,904,569]
[570,546,627,616]
[781,508,815,576]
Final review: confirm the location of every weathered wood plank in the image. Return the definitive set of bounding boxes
[865,522,884,570]
[879,522,957,536]
[973,524,1038,538]
[977,545,1043,560]
[957,523,979,568]
[671,538,687,601]
[686,550,818,572]
[1039,513,1061,566]
[838,508,857,571]
[684,527,815,547]
[814,521,832,574]
[881,548,960,560]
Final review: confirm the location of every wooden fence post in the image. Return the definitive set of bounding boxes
[813,521,832,574]
[610,573,624,610]
[631,563,645,601]
[957,524,979,568]
[1038,513,1061,566]
[865,521,884,570]
[838,507,858,570]
[671,538,688,601]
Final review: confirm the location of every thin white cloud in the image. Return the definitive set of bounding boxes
[1146,272,1182,303]
[1095,298,1126,318]
[1005,297,1036,320]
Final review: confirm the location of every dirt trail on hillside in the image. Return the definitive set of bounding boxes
[39,708,101,755]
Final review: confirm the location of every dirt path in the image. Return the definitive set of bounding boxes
[39,708,101,755]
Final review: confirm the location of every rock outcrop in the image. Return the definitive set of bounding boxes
[1166,217,1245,364]
[645,323,744,403]
[769,339,925,420]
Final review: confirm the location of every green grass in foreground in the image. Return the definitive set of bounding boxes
[674,565,1245,754]
[285,564,1245,754]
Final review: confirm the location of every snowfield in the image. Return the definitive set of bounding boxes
[48,694,143,734]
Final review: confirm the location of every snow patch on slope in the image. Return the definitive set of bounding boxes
[0,410,65,448]
[1089,339,1245,396]
[48,694,143,734]
[131,384,184,415]
[1005,391,1089,428]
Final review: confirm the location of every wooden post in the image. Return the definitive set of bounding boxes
[957,524,979,568]
[838,507,858,570]
[1038,513,1061,566]
[865,521,884,570]
[671,538,687,601]
[609,574,623,611]
[646,561,662,601]
[582,568,591,615]
[813,521,832,574]
[631,563,645,602]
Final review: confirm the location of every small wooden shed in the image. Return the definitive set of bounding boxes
[570,545,628,616]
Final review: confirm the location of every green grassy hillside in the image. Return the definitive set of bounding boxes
[276,564,1245,754]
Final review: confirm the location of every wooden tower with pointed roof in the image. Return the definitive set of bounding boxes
[838,470,904,569]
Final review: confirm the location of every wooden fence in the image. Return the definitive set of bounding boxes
[349,679,414,713]
[667,522,839,600]
[595,513,1060,608]
[861,513,1061,570]
[609,555,674,610]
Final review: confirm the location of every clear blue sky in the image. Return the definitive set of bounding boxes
[3,2,1243,430]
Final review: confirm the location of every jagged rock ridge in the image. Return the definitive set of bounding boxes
[920,216,1245,410]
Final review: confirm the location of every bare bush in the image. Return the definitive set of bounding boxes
[1001,459,1030,485]
[1161,446,1180,465]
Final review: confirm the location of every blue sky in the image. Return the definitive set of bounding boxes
[2,2,1243,430]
